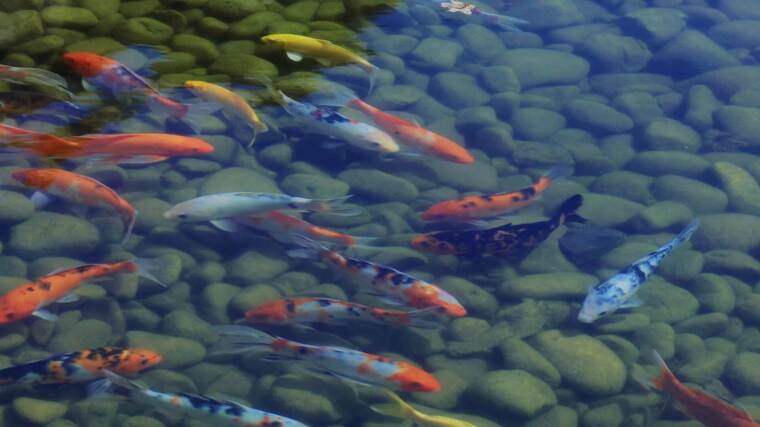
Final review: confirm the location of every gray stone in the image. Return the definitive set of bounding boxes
[492,48,589,88]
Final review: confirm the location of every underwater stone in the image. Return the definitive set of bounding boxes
[693,213,760,251]
[676,350,728,384]
[674,313,729,338]
[429,72,489,109]
[228,11,284,38]
[480,66,520,93]
[48,319,112,353]
[683,84,720,130]
[499,273,595,300]
[712,161,760,215]
[642,118,700,153]
[209,53,278,79]
[200,282,239,324]
[717,0,760,19]
[499,338,561,387]
[652,30,740,78]
[422,158,498,193]
[580,404,624,427]
[63,36,124,54]
[315,0,346,19]
[371,34,418,56]
[9,10,44,45]
[119,0,160,18]
[439,276,498,317]
[455,24,504,61]
[510,107,566,140]
[619,7,687,45]
[171,34,220,63]
[563,99,634,134]
[68,400,119,427]
[576,193,644,227]
[709,20,760,49]
[524,405,578,427]
[229,284,281,316]
[579,33,652,73]
[726,352,760,394]
[652,175,727,214]
[282,0,319,22]
[510,141,574,169]
[468,370,556,418]
[596,313,651,334]
[204,0,264,19]
[493,48,589,88]
[627,150,709,178]
[125,331,206,369]
[13,34,64,56]
[13,397,67,425]
[76,0,121,17]
[659,249,704,282]
[226,251,289,284]
[270,374,355,423]
[633,322,676,359]
[8,212,99,259]
[703,249,760,279]
[531,330,626,396]
[611,91,663,126]
[714,105,760,149]
[0,191,33,225]
[506,0,585,31]
[559,223,625,266]
[114,17,173,44]
[601,242,658,270]
[41,6,98,28]
[412,369,468,410]
[161,310,216,346]
[199,167,279,195]
[338,169,418,202]
[591,171,655,205]
[367,84,424,110]
[637,277,700,323]
[281,173,349,199]
[197,16,229,37]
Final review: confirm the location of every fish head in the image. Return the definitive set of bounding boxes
[577,285,613,323]
[184,80,209,93]
[162,202,205,222]
[357,128,400,153]
[170,136,214,157]
[409,234,458,255]
[62,51,114,78]
[11,168,55,189]
[440,145,475,164]
[391,362,441,392]
[244,300,292,324]
[404,284,466,318]
[115,348,163,373]
[260,34,287,48]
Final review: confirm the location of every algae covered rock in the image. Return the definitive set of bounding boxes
[41,6,98,28]
[270,374,356,423]
[210,53,278,79]
[711,161,760,215]
[199,167,279,194]
[409,37,463,70]
[0,190,33,224]
[8,212,99,259]
[467,370,556,417]
[125,331,205,369]
[564,99,634,134]
[429,72,490,109]
[281,173,349,199]
[114,17,172,44]
[692,213,760,251]
[652,175,728,214]
[13,397,67,424]
[493,48,589,88]
[499,272,595,300]
[531,330,626,396]
[499,338,561,387]
[642,118,701,153]
[48,319,112,353]
[338,169,418,202]
[725,352,760,394]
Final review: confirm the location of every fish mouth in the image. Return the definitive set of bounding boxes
[577,312,595,323]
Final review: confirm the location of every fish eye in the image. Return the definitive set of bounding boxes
[177,214,188,220]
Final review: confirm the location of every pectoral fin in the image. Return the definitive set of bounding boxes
[286,51,304,62]
[30,191,54,209]
[620,296,643,309]
[56,293,79,303]
[33,309,59,321]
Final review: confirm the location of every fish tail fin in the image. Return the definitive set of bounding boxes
[17,67,73,98]
[120,211,137,246]
[304,195,362,216]
[210,325,276,356]
[651,350,679,394]
[286,234,329,260]
[370,390,414,419]
[305,82,358,108]
[673,219,700,247]
[173,101,222,134]
[486,12,530,32]
[132,257,167,288]
[544,165,572,181]
[367,64,379,95]
[555,194,585,225]
[103,370,146,392]
[246,127,259,149]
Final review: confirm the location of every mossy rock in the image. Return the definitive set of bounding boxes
[499,338,561,387]
[171,33,220,63]
[8,212,99,259]
[338,169,418,202]
[13,397,67,425]
[692,213,760,251]
[209,53,278,79]
[41,6,98,28]
[63,36,124,54]
[204,0,265,19]
[499,272,595,300]
[467,370,556,418]
[48,319,112,353]
[227,11,284,38]
[652,174,728,214]
[114,17,173,44]
[270,374,356,424]
[280,173,349,199]
[125,331,206,369]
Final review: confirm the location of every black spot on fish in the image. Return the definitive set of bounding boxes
[75,265,89,273]
[520,187,536,197]
[297,346,309,355]
[38,281,51,291]
[224,404,244,416]
[391,274,412,286]
[286,302,296,313]
[26,286,34,292]
[288,203,299,209]
[481,195,493,202]
[317,299,331,307]
[632,265,647,282]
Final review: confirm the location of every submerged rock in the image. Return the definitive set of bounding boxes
[467,370,557,418]
[559,223,626,265]
[8,213,100,259]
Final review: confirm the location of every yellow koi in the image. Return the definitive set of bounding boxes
[371,390,477,427]
[260,34,378,90]
[184,80,268,148]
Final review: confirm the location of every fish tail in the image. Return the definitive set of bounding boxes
[486,12,530,32]
[304,195,362,216]
[120,211,137,246]
[210,325,276,357]
[16,67,73,98]
[672,219,700,247]
[286,234,329,260]
[544,165,572,181]
[305,82,357,108]
[103,370,146,392]
[651,350,679,394]
[366,64,379,95]
[370,390,414,419]
[555,194,585,225]
[132,257,167,288]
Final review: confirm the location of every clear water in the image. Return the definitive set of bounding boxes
[0,0,758,426]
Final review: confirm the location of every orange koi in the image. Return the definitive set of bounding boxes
[421,167,568,221]
[0,260,164,324]
[0,123,83,160]
[70,133,214,164]
[652,351,760,427]
[12,168,137,244]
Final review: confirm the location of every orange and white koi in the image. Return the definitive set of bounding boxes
[421,167,568,221]
[71,132,215,165]
[212,210,369,249]
[243,297,439,329]
[0,260,165,324]
[61,51,187,119]
[287,236,466,317]
[213,325,441,392]
[12,168,137,244]
[104,371,308,427]
[0,64,72,98]
[0,347,161,388]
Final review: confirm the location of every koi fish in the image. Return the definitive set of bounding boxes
[0,123,83,160]
[0,64,72,98]
[184,80,268,148]
[12,168,137,245]
[212,325,441,392]
[0,347,161,388]
[164,193,359,223]
[652,350,760,427]
[210,210,371,249]
[410,194,585,258]
[0,91,83,120]
[577,219,700,323]
[261,34,378,90]
[103,371,309,427]
[286,236,466,317]
[371,389,478,427]
[438,0,529,31]
[61,51,189,120]
[70,132,215,165]
[243,297,439,329]
[0,260,165,324]
[421,167,568,222]
[311,85,473,164]
[276,91,399,153]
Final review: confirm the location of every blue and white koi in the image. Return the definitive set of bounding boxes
[211,325,441,392]
[577,219,700,323]
[163,193,360,222]
[438,0,529,31]
[287,236,466,317]
[103,371,309,427]
[276,91,399,153]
